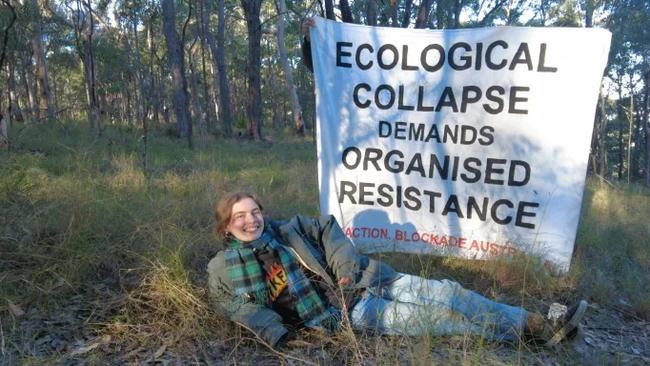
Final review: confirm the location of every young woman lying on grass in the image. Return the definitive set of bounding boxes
[207,192,586,348]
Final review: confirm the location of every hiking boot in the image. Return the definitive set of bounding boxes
[544,300,588,346]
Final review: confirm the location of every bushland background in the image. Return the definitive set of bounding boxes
[1,0,649,364]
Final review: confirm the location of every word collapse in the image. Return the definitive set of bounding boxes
[353,84,530,114]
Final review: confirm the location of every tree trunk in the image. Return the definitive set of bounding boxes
[641,66,650,186]
[0,0,16,73]
[324,0,335,20]
[626,93,634,183]
[124,80,133,126]
[162,0,192,146]
[453,0,462,28]
[632,94,643,180]
[267,48,281,130]
[207,0,233,137]
[276,0,304,134]
[590,88,603,175]
[340,0,354,23]
[31,0,55,123]
[367,0,378,26]
[402,0,414,27]
[19,59,35,121]
[8,63,24,122]
[147,17,161,127]
[198,0,216,135]
[616,82,625,179]
[386,0,398,26]
[415,0,432,29]
[0,112,7,150]
[130,18,146,128]
[217,0,233,136]
[598,92,609,177]
[1,0,16,138]
[241,0,263,140]
[83,0,101,137]
[585,0,594,28]
[188,49,205,147]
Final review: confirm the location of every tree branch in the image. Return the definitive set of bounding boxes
[478,0,509,26]
[0,0,17,72]
[182,0,193,45]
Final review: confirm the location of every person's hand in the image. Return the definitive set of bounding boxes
[302,17,315,41]
[337,276,352,286]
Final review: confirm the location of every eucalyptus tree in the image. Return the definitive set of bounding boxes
[0,0,15,71]
[606,0,650,184]
[162,0,192,146]
[240,0,263,140]
[186,29,205,145]
[31,0,55,123]
[275,0,304,134]
[113,0,150,128]
[62,0,101,136]
[0,0,15,149]
[0,1,36,122]
[215,0,233,137]
[200,0,233,137]
[195,0,215,137]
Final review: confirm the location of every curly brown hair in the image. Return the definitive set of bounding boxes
[214,192,264,238]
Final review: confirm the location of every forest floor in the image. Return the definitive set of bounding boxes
[2,274,649,365]
[1,125,649,365]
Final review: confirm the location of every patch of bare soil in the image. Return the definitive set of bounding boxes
[572,304,650,365]
[2,294,649,365]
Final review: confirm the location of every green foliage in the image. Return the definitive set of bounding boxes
[549,0,583,27]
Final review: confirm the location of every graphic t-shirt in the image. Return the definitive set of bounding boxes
[266,261,288,300]
[254,244,300,323]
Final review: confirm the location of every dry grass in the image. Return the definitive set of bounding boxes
[103,259,218,349]
[1,123,648,364]
[573,180,650,318]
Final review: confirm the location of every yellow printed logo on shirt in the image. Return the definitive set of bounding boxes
[266,262,288,301]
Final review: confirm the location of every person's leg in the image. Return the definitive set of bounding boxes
[377,274,528,341]
[350,291,487,337]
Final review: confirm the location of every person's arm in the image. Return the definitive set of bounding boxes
[295,215,360,285]
[207,253,288,347]
[301,18,314,73]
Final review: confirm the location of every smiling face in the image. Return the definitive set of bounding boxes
[225,197,264,242]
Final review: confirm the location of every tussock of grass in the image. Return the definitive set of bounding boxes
[103,258,223,349]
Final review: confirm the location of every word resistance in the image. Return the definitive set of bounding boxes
[339,181,539,229]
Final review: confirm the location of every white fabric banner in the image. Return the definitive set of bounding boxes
[311,17,611,271]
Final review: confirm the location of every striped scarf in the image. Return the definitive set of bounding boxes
[225,228,339,330]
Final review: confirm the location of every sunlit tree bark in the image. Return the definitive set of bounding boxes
[275,0,304,134]
[162,0,192,145]
[31,0,55,123]
[241,0,263,140]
